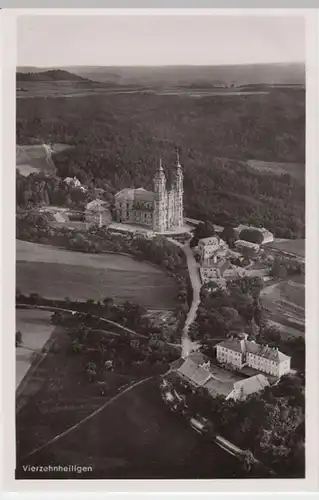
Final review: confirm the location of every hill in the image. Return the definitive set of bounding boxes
[17,63,305,88]
[16,69,88,82]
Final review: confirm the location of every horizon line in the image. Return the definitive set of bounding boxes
[17,61,305,69]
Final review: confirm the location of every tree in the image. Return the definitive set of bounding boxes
[271,260,288,279]
[239,229,263,244]
[221,226,237,247]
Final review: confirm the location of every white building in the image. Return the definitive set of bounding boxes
[114,154,183,233]
[216,337,291,378]
[85,199,112,227]
[64,176,82,188]
[234,240,260,254]
[235,225,274,244]
[226,374,270,402]
[197,236,228,263]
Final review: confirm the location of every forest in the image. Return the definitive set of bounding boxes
[16,88,305,238]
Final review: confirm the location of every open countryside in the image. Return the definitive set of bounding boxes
[17,240,177,310]
[15,16,305,479]
[17,377,240,479]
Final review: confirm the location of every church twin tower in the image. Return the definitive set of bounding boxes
[114,152,184,233]
[153,153,184,233]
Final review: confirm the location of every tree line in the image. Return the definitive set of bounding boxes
[16,89,305,238]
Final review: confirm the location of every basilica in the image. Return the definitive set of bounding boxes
[114,154,184,233]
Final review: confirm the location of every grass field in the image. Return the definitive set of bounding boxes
[16,240,177,310]
[261,277,305,336]
[16,143,72,176]
[265,238,305,258]
[16,319,240,479]
[17,375,239,479]
[16,309,55,389]
[246,159,304,184]
[16,80,270,100]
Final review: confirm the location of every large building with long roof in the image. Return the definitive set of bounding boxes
[216,337,291,378]
[163,351,270,402]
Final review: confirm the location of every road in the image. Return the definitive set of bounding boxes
[168,239,201,356]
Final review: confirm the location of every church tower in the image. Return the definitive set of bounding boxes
[153,158,167,232]
[173,152,184,227]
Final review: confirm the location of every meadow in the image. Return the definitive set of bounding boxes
[16,309,55,389]
[16,240,177,310]
[16,143,72,176]
[17,375,238,479]
[265,238,305,258]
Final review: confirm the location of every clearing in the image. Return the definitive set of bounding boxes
[246,159,304,184]
[16,143,72,176]
[16,240,177,310]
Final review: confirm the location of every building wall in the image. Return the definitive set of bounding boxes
[217,345,290,378]
[198,237,221,261]
[216,345,244,369]
[85,209,112,226]
[278,359,291,377]
[246,352,278,376]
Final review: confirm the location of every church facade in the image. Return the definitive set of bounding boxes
[114,154,184,233]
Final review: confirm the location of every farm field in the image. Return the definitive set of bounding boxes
[16,80,270,99]
[264,238,305,259]
[16,309,55,389]
[246,159,304,184]
[261,277,305,336]
[17,376,239,479]
[16,240,177,310]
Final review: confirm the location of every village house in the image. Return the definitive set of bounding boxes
[234,239,260,254]
[216,337,291,378]
[226,374,270,402]
[85,199,112,227]
[163,352,271,402]
[197,236,228,263]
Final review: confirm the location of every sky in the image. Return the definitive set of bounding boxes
[17,15,305,67]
